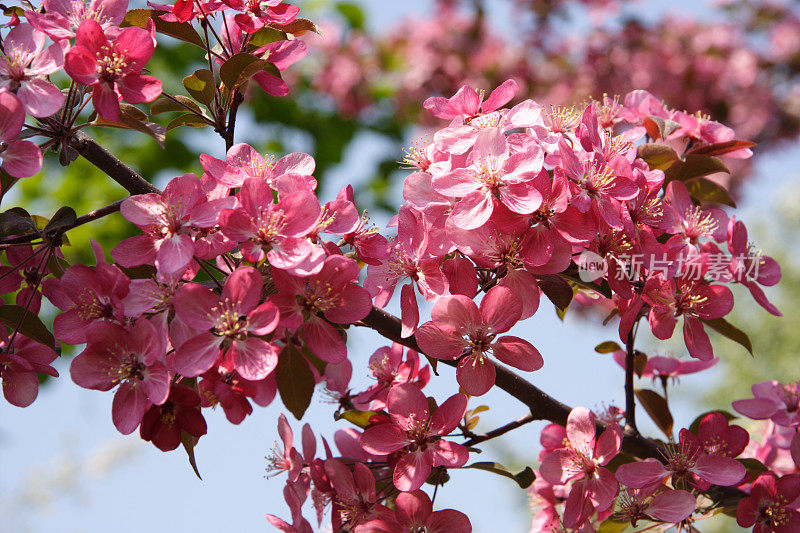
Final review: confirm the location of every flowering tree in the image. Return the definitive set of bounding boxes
[0,1,796,532]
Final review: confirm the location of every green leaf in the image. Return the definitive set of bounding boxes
[337,410,381,429]
[123,9,205,48]
[91,106,167,148]
[183,69,216,107]
[635,388,673,438]
[166,113,211,131]
[0,305,55,349]
[636,144,680,171]
[664,154,730,183]
[595,341,622,354]
[463,462,536,489]
[597,518,629,533]
[276,343,315,420]
[181,430,202,480]
[686,140,756,157]
[685,177,736,207]
[702,317,753,356]
[220,53,279,90]
[150,95,204,116]
[687,409,738,434]
[335,1,365,29]
[248,26,288,48]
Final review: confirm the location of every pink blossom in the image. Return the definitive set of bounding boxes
[665,181,728,246]
[364,207,448,337]
[679,412,749,460]
[539,407,622,528]
[172,266,280,379]
[737,473,800,532]
[356,343,431,410]
[42,241,130,345]
[0,24,67,117]
[614,487,696,526]
[201,143,317,192]
[264,414,309,483]
[0,241,58,314]
[218,178,323,275]
[270,255,372,363]
[0,89,42,178]
[198,370,254,424]
[611,352,718,383]
[733,381,800,428]
[221,0,300,33]
[615,432,746,490]
[139,383,207,451]
[415,286,543,396]
[356,489,471,533]
[359,384,468,492]
[433,127,543,229]
[113,173,235,276]
[0,333,59,407]
[64,20,162,121]
[70,319,170,434]
[26,0,128,40]
[727,216,782,316]
[639,274,734,360]
[424,79,519,121]
[323,458,380,530]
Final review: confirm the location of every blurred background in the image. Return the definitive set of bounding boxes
[2,0,800,531]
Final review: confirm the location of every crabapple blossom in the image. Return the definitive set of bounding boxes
[172,266,280,379]
[737,474,800,532]
[0,23,67,117]
[733,381,800,428]
[356,489,472,533]
[359,384,468,492]
[25,0,128,39]
[415,285,543,395]
[64,20,161,121]
[0,333,59,407]
[139,384,207,452]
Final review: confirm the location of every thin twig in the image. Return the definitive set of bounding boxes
[462,413,535,447]
[625,328,638,435]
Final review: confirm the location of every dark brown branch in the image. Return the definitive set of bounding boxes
[67,131,161,195]
[463,413,535,447]
[0,200,125,247]
[625,328,638,434]
[225,91,245,151]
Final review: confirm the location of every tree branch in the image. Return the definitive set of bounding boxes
[67,131,161,195]
[0,200,125,248]
[625,328,638,434]
[462,413,535,447]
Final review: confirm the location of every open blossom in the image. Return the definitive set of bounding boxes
[356,490,472,533]
[0,333,59,407]
[433,127,543,230]
[270,255,372,363]
[71,319,170,434]
[359,384,468,492]
[356,344,430,410]
[0,23,67,117]
[733,381,800,428]
[264,414,309,482]
[0,89,42,178]
[26,0,128,40]
[64,20,162,121]
[737,473,800,532]
[221,0,300,33]
[42,241,129,345]
[172,266,280,380]
[727,216,782,316]
[539,407,622,528]
[611,352,718,383]
[639,274,734,360]
[679,412,749,460]
[201,143,317,192]
[113,173,235,276]
[218,178,322,275]
[0,241,57,314]
[615,428,746,490]
[415,285,543,396]
[614,487,696,526]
